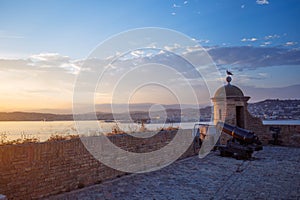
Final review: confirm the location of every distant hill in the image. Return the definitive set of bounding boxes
[248,99,300,120]
[0,112,73,121]
[95,103,203,113]
[0,104,210,122]
[0,99,299,121]
[244,85,300,103]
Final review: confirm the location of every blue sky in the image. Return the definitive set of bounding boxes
[1,0,299,58]
[0,0,300,112]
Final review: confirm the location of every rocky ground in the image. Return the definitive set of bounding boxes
[47,146,300,200]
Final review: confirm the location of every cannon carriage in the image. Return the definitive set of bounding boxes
[215,122,263,159]
[193,122,263,159]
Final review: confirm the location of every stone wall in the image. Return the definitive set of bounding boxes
[217,109,300,147]
[0,130,195,199]
[263,124,300,147]
[245,111,300,147]
[245,111,267,142]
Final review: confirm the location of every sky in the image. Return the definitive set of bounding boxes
[0,0,300,113]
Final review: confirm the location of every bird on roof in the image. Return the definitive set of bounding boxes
[226,70,233,76]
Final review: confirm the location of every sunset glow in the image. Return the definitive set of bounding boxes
[0,0,299,113]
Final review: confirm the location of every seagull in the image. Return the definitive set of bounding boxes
[226,70,233,76]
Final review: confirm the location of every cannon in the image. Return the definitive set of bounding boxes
[215,122,263,159]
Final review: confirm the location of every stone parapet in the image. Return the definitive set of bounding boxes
[0,130,195,199]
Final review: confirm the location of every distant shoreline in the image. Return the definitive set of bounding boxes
[262,120,300,125]
[1,99,299,122]
[1,119,300,125]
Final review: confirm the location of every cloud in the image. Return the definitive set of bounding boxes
[164,43,181,51]
[190,38,211,45]
[184,1,188,5]
[1,44,299,112]
[207,46,300,70]
[241,37,258,42]
[0,53,79,76]
[245,85,300,102]
[171,12,176,16]
[0,54,78,112]
[256,0,269,5]
[0,59,30,71]
[242,34,281,44]
[199,39,210,44]
[184,45,203,53]
[236,73,269,86]
[173,4,181,8]
[285,41,298,46]
[130,50,145,57]
[264,34,280,40]
[30,53,69,62]
[29,53,80,74]
[258,72,268,78]
[260,41,272,47]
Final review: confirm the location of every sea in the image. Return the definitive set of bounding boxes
[1,120,299,142]
[0,121,199,142]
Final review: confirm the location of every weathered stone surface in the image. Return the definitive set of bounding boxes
[47,146,300,200]
[0,130,196,199]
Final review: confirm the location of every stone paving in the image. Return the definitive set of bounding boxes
[47,146,300,200]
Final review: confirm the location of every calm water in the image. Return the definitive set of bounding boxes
[1,120,299,142]
[0,121,199,142]
[262,120,300,125]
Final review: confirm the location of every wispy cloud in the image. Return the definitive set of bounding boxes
[164,43,181,51]
[256,0,269,5]
[28,53,80,74]
[235,74,268,86]
[241,37,258,42]
[285,41,298,46]
[173,4,181,8]
[264,34,280,40]
[260,41,272,47]
[199,39,210,44]
[30,53,69,62]
[130,50,145,57]
[207,46,300,70]
[187,38,210,45]
[1,43,299,111]
[0,53,78,111]
[241,34,281,44]
[184,45,203,53]
[245,85,300,102]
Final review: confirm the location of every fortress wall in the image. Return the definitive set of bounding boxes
[246,111,300,147]
[263,124,300,147]
[245,111,268,143]
[217,108,300,147]
[0,129,195,199]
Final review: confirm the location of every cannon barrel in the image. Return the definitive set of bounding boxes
[216,122,263,159]
[216,122,260,144]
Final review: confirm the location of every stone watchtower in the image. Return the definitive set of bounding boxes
[211,76,251,144]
